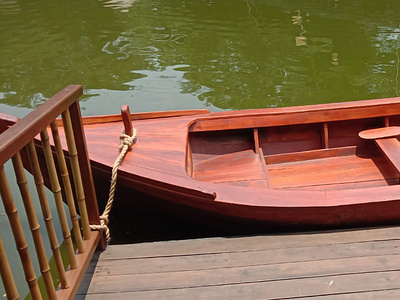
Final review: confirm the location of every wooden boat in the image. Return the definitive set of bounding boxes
[58,94,400,230]
[4,87,400,229]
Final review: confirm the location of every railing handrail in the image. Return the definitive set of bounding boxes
[0,85,103,300]
[0,85,82,166]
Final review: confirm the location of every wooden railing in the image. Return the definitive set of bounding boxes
[0,85,103,300]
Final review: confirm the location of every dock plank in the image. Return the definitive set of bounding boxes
[92,240,400,275]
[79,226,400,299]
[88,254,400,292]
[98,226,400,259]
[84,271,400,300]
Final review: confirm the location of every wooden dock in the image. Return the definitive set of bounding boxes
[77,226,400,299]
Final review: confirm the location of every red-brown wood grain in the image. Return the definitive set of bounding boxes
[53,96,400,228]
[121,105,133,137]
[359,126,400,140]
[374,137,400,174]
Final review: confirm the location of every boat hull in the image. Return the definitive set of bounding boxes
[64,98,400,229]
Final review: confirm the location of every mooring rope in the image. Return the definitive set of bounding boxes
[89,129,137,244]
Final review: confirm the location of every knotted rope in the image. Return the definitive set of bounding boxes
[89,129,137,244]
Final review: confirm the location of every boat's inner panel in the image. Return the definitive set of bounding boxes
[188,116,400,190]
[189,129,255,161]
[259,124,322,156]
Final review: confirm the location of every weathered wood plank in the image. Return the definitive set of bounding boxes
[295,289,400,299]
[76,252,101,296]
[83,289,400,300]
[80,226,400,299]
[98,226,400,260]
[85,254,400,294]
[84,270,400,299]
[91,239,400,275]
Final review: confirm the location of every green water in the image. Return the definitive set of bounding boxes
[1,0,400,297]
[1,0,400,118]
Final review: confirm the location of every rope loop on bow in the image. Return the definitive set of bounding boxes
[89,128,137,244]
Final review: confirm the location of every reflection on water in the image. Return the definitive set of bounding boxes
[82,65,213,115]
[1,0,400,295]
[1,0,400,114]
[102,0,138,12]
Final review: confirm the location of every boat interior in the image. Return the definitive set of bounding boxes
[187,115,400,191]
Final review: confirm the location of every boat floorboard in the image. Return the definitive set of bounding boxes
[267,154,399,189]
[77,226,400,299]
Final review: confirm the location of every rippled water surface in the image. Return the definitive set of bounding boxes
[1,0,400,117]
[1,1,400,296]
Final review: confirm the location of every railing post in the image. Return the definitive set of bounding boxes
[40,129,77,270]
[26,140,68,289]
[0,165,42,299]
[50,120,85,254]
[12,152,57,299]
[68,101,105,250]
[0,232,19,300]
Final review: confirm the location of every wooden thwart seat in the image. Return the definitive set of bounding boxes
[359,126,400,174]
[358,126,400,140]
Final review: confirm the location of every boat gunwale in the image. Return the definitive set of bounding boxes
[59,109,210,127]
[188,97,400,132]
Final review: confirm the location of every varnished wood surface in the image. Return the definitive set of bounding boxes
[192,150,266,184]
[78,226,400,299]
[0,85,83,166]
[359,126,400,139]
[266,154,398,190]
[64,109,210,126]
[374,137,400,174]
[53,96,400,227]
[189,97,400,132]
